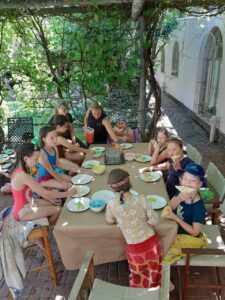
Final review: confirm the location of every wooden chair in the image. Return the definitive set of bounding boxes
[27,227,58,284]
[174,225,225,300]
[205,162,225,223]
[186,143,202,164]
[9,226,58,300]
[68,251,170,300]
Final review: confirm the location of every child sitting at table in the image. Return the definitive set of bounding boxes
[53,114,91,165]
[113,116,133,143]
[11,143,77,227]
[148,127,170,165]
[163,163,208,288]
[35,126,73,190]
[143,137,195,199]
[106,168,162,288]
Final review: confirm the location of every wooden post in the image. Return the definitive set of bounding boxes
[138,15,147,142]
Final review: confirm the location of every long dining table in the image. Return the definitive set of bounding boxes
[53,143,177,270]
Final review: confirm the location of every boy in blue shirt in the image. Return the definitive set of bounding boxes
[164,163,208,263]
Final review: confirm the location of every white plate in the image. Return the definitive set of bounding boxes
[130,189,139,196]
[135,154,151,163]
[146,195,167,210]
[1,163,11,170]
[139,171,161,183]
[3,149,14,155]
[0,157,9,164]
[0,154,8,159]
[67,197,90,212]
[120,143,133,150]
[82,160,100,169]
[70,185,91,197]
[92,190,115,202]
[91,146,106,152]
[71,174,94,185]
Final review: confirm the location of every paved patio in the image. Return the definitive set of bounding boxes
[1,94,225,299]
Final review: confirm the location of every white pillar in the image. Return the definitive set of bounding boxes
[209,116,219,143]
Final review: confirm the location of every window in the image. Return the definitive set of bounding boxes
[161,49,165,73]
[195,26,222,116]
[171,41,179,76]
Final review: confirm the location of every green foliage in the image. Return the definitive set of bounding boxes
[0,10,140,127]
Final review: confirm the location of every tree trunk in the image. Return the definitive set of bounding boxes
[138,15,147,142]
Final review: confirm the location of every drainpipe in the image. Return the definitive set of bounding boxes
[209,116,219,142]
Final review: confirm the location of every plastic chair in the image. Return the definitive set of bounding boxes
[205,162,225,223]
[186,143,202,164]
[174,225,225,300]
[7,117,33,148]
[68,251,170,300]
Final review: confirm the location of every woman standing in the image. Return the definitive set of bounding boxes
[84,101,120,145]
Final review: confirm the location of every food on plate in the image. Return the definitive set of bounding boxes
[135,154,149,162]
[73,201,85,210]
[161,206,172,218]
[147,196,157,203]
[143,172,152,181]
[124,152,135,161]
[175,185,195,194]
[92,165,105,175]
[75,187,83,196]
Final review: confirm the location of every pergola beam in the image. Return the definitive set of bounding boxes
[0,0,155,9]
[0,0,157,18]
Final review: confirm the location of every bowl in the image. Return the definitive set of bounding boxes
[124,152,135,161]
[92,165,105,175]
[89,199,106,212]
[93,152,102,158]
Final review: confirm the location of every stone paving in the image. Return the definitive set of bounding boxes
[1,93,225,300]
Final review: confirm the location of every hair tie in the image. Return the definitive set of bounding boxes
[110,177,129,188]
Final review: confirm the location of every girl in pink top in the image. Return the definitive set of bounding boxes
[11,143,76,246]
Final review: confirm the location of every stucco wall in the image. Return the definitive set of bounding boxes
[156,14,225,135]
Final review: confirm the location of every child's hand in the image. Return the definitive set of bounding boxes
[67,186,77,197]
[50,199,62,206]
[171,154,182,164]
[164,211,177,222]
[62,181,73,189]
[115,143,122,152]
[113,127,123,135]
[139,166,153,173]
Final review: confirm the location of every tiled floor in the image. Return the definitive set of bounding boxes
[1,93,225,299]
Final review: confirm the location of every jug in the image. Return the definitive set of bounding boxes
[84,127,95,144]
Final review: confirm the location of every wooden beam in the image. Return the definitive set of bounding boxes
[0,5,132,17]
[0,0,155,9]
[131,0,145,21]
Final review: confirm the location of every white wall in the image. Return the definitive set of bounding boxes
[156,14,225,135]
